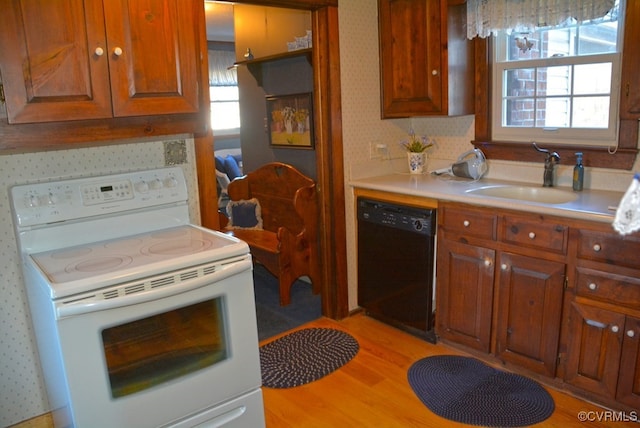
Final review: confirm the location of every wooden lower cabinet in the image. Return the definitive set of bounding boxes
[436,201,640,411]
[436,238,495,352]
[564,302,640,409]
[618,317,640,408]
[495,252,565,377]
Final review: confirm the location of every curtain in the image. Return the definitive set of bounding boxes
[466,0,616,39]
[208,48,237,86]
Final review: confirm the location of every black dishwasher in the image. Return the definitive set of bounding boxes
[357,198,436,343]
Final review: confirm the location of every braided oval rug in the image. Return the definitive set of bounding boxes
[408,355,555,427]
[260,328,359,388]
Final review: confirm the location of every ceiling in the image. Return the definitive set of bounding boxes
[204,1,235,42]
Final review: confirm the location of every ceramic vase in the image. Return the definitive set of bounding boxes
[407,152,427,174]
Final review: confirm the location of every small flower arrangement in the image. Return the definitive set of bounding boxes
[400,130,434,153]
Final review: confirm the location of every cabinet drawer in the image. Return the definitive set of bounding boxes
[576,267,640,309]
[502,215,568,253]
[577,230,640,268]
[441,206,497,240]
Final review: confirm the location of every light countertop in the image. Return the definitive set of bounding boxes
[350,173,625,224]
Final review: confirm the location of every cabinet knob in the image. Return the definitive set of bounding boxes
[588,282,597,291]
[431,69,438,76]
[501,263,508,270]
[484,259,492,267]
[94,47,104,56]
[593,243,601,252]
[113,47,123,56]
[528,232,536,239]
[627,330,636,338]
[611,325,619,333]
[463,220,470,227]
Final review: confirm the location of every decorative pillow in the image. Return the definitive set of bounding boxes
[226,198,263,230]
[224,155,243,181]
[214,155,226,173]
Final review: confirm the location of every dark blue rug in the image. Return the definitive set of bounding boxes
[408,355,555,427]
[260,328,359,388]
[253,264,321,341]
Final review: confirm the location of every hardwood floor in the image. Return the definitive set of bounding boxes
[12,314,629,428]
[261,314,627,428]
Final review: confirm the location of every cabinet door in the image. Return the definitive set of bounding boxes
[620,0,640,119]
[564,301,624,398]
[103,0,201,116]
[0,0,112,123]
[436,238,495,352]
[378,0,444,117]
[617,317,640,408]
[495,253,565,377]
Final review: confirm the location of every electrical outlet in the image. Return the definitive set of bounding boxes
[370,142,388,160]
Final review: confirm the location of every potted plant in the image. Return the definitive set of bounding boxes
[401,130,434,174]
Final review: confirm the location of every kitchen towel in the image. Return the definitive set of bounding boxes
[613,173,640,235]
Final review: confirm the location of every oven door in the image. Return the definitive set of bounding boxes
[53,257,263,428]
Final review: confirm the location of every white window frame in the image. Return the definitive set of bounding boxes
[209,85,241,136]
[491,18,623,147]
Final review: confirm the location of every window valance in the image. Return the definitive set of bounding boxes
[208,48,237,86]
[466,0,616,39]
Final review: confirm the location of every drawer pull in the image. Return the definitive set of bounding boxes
[588,283,597,291]
[528,232,536,239]
[585,319,607,329]
[627,330,636,338]
[593,244,602,252]
[463,220,470,227]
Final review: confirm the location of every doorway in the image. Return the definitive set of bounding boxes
[195,1,348,320]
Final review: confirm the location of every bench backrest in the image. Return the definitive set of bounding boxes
[227,162,316,235]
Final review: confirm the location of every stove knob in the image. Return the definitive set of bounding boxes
[39,193,57,206]
[163,176,178,188]
[25,194,39,207]
[149,178,163,190]
[135,180,149,193]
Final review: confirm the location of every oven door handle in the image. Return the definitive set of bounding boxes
[56,258,252,318]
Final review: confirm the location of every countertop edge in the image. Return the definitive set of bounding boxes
[350,174,622,225]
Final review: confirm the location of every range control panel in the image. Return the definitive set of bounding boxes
[11,167,187,227]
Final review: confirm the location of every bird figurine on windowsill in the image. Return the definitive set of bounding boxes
[515,37,534,53]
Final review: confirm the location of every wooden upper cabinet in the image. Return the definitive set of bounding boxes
[0,0,201,124]
[378,0,474,118]
[103,0,200,117]
[620,0,640,119]
[0,0,112,123]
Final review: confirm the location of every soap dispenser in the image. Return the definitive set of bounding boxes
[573,152,584,191]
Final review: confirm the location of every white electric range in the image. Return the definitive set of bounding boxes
[11,167,265,428]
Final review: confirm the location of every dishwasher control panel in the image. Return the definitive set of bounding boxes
[357,198,435,235]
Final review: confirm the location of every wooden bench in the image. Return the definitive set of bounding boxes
[220,162,320,306]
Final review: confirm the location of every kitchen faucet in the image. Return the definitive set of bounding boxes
[533,143,560,187]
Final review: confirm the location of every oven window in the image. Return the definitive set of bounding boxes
[101,298,228,398]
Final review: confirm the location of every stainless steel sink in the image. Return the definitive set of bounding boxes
[466,185,579,204]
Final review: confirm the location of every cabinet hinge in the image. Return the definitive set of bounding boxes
[564,276,568,289]
[0,83,5,104]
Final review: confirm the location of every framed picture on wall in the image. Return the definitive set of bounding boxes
[266,92,314,149]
